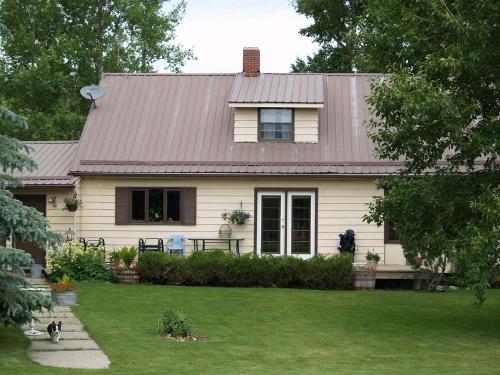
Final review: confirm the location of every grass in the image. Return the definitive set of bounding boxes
[1,284,499,374]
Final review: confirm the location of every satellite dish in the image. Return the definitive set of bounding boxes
[80,85,105,108]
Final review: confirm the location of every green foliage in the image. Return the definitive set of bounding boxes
[138,251,355,290]
[118,246,138,270]
[48,241,107,281]
[366,251,380,263]
[0,102,60,326]
[221,209,251,225]
[359,0,499,303]
[291,0,369,73]
[0,247,53,326]
[157,308,192,337]
[63,193,82,209]
[0,0,194,140]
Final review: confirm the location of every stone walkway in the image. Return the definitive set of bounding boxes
[23,277,111,370]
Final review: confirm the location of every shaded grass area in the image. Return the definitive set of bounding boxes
[1,284,499,374]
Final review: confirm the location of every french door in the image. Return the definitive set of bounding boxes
[256,191,316,258]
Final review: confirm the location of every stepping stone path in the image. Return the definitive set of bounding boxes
[23,277,111,370]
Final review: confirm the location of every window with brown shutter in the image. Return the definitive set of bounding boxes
[115,187,196,225]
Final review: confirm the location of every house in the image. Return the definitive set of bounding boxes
[12,47,407,268]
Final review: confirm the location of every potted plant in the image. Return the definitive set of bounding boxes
[116,246,139,284]
[50,275,79,305]
[366,251,381,276]
[221,209,251,225]
[64,192,82,212]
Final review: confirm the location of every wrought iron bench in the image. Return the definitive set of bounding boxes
[79,237,105,250]
[138,238,164,253]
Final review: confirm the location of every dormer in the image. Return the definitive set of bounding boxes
[229,48,324,144]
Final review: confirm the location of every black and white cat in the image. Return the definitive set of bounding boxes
[47,321,62,343]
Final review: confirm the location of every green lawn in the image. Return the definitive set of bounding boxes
[1,284,500,375]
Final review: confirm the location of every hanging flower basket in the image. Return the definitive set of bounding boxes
[64,192,82,212]
[221,209,251,225]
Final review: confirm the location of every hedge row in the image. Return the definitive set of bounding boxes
[138,250,355,290]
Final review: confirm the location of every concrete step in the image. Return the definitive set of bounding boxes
[29,350,110,369]
[35,317,81,325]
[33,312,75,319]
[28,331,91,341]
[25,323,85,332]
[25,278,50,285]
[30,339,99,351]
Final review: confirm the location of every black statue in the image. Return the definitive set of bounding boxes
[338,229,356,258]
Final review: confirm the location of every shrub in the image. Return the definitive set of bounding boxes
[138,251,355,290]
[157,308,192,337]
[49,241,107,281]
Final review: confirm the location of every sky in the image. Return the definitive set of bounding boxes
[156,0,318,73]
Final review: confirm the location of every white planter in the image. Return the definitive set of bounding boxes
[51,290,78,305]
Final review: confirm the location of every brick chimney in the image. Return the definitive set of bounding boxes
[243,47,260,77]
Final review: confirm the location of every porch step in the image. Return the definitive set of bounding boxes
[30,339,99,351]
[28,331,91,341]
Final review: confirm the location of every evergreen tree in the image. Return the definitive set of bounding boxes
[0,101,60,325]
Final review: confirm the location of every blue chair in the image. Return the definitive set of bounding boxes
[166,234,186,257]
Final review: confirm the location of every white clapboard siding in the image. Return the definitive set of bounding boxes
[68,176,407,264]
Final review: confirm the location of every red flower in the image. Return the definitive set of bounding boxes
[50,283,79,293]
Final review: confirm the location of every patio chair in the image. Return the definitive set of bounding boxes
[138,238,164,253]
[166,234,186,257]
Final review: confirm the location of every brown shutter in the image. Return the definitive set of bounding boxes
[115,187,130,225]
[181,187,196,225]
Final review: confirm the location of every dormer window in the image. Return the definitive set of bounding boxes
[259,108,294,141]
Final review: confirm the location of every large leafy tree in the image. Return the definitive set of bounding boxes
[359,1,499,303]
[0,0,193,140]
[291,0,368,73]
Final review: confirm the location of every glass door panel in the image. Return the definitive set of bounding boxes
[287,192,315,258]
[257,192,285,256]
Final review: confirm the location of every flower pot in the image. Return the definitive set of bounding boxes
[30,263,43,279]
[353,263,377,290]
[66,204,78,212]
[366,260,378,277]
[51,290,78,305]
[116,269,140,284]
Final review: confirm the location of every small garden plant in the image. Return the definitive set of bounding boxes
[118,246,138,270]
[157,308,193,339]
[49,241,107,281]
[221,203,251,225]
[63,192,82,211]
[50,274,79,293]
[366,251,381,263]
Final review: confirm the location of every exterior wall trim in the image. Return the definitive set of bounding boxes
[229,103,323,108]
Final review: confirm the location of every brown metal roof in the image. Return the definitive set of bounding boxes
[71,73,400,176]
[15,141,78,186]
[229,73,324,104]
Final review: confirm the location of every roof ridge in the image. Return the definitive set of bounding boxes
[102,73,238,77]
[102,72,384,78]
[23,141,79,144]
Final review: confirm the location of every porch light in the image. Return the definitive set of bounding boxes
[48,195,57,207]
